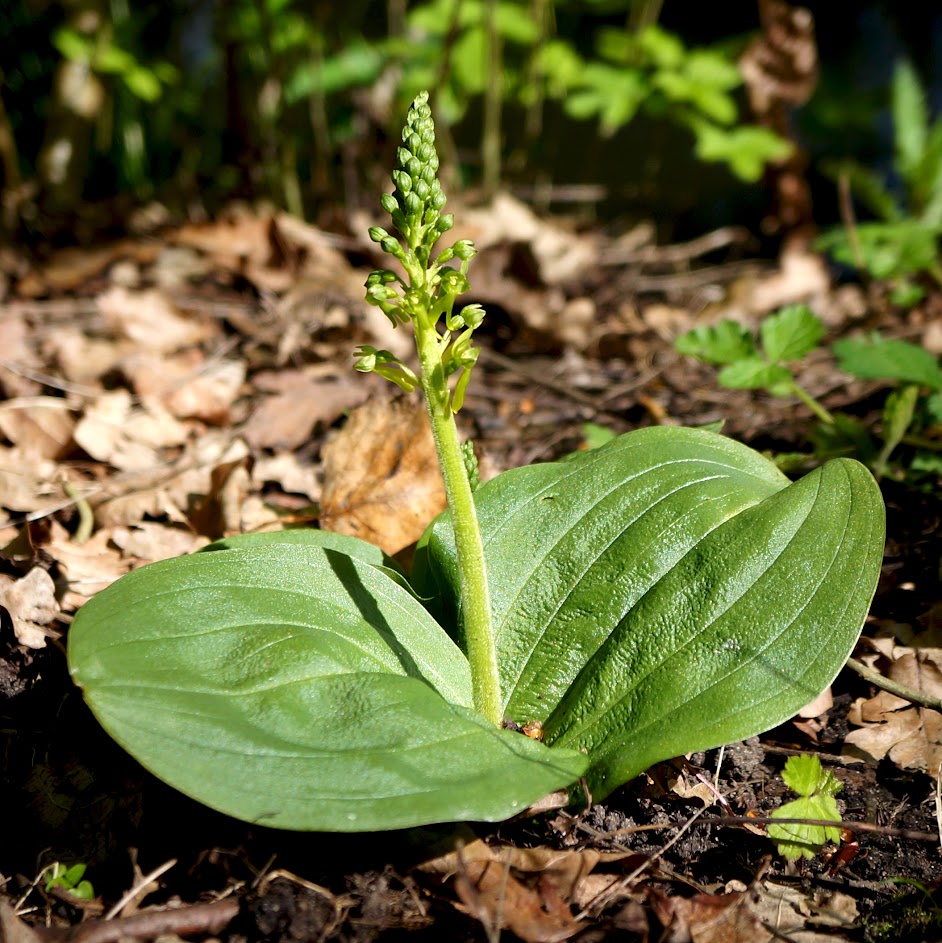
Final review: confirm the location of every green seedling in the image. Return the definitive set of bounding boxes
[816,60,942,303]
[67,93,885,833]
[767,754,842,861]
[675,305,831,422]
[676,306,942,479]
[44,862,95,901]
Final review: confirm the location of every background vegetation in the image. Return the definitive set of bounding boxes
[1,1,941,246]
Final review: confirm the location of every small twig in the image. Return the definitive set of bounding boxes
[700,815,939,843]
[62,481,94,544]
[577,813,938,845]
[36,899,239,943]
[836,171,867,276]
[576,805,710,917]
[847,656,942,713]
[104,859,177,920]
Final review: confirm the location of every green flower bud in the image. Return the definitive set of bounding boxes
[452,239,476,260]
[396,146,412,168]
[392,169,412,193]
[413,178,430,201]
[366,283,392,305]
[406,157,422,178]
[365,268,398,288]
[368,226,389,243]
[380,192,398,215]
[416,142,433,161]
[404,191,422,218]
[407,132,422,153]
[432,191,448,212]
[420,164,436,184]
[436,213,455,233]
[381,235,404,258]
[457,303,485,329]
[434,246,455,265]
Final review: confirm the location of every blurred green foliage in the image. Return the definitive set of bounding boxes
[817,60,942,303]
[0,0,788,232]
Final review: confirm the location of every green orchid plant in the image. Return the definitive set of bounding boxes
[67,93,886,832]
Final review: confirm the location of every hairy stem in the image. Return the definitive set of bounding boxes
[414,312,501,725]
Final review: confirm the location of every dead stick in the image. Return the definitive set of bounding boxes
[37,899,239,943]
[846,656,942,713]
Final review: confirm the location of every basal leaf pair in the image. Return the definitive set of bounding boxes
[67,93,885,833]
[68,426,884,830]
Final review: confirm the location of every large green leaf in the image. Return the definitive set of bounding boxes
[68,545,587,830]
[418,427,884,798]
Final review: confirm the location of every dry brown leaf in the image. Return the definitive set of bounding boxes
[750,880,857,942]
[422,840,600,943]
[110,522,206,563]
[44,326,126,386]
[319,397,447,556]
[843,643,942,775]
[0,901,45,943]
[0,567,59,648]
[170,212,279,268]
[97,285,217,355]
[189,454,253,538]
[458,193,598,286]
[73,390,189,470]
[92,432,248,528]
[242,368,368,451]
[0,312,44,397]
[649,888,772,943]
[0,446,62,512]
[0,396,75,459]
[254,452,321,502]
[126,350,246,424]
[44,522,126,611]
[15,241,159,297]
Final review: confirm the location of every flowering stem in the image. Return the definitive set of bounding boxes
[358,91,502,725]
[414,318,501,725]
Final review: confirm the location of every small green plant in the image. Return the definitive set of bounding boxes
[767,754,842,861]
[816,60,942,303]
[676,305,942,479]
[44,862,95,901]
[538,23,790,182]
[67,94,884,832]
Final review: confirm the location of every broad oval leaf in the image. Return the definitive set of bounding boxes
[68,545,587,830]
[418,427,884,799]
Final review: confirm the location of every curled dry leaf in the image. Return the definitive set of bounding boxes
[0,446,62,513]
[319,397,447,556]
[44,522,126,611]
[750,880,858,941]
[126,350,246,424]
[0,313,44,397]
[0,396,76,459]
[73,390,189,471]
[110,523,206,564]
[97,285,217,355]
[0,901,44,943]
[649,888,772,943]
[843,640,942,775]
[242,368,368,451]
[0,567,59,648]
[421,839,599,943]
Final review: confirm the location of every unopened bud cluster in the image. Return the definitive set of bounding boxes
[358,91,485,413]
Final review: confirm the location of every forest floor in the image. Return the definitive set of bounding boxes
[1,195,941,942]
